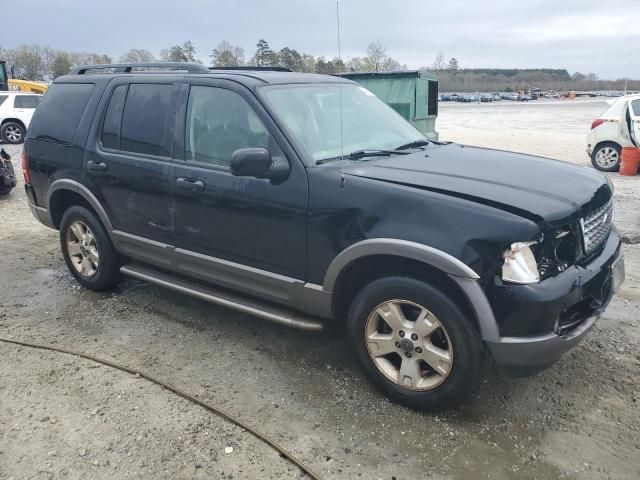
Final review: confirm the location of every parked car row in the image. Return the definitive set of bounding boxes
[440,92,535,103]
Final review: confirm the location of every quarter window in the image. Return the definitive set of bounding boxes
[120,84,173,157]
[185,86,269,168]
[14,95,41,109]
[27,83,94,144]
[101,85,128,150]
[0,95,7,107]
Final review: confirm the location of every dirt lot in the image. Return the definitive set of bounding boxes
[1,99,639,480]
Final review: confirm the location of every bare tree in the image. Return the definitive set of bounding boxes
[300,53,315,73]
[160,41,200,63]
[366,41,387,72]
[8,44,47,80]
[431,51,446,71]
[210,41,244,67]
[119,49,155,63]
[346,57,365,72]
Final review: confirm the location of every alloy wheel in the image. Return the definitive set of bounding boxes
[365,299,453,391]
[595,146,619,169]
[66,221,99,277]
[4,125,22,143]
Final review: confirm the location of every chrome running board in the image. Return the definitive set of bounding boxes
[120,264,325,332]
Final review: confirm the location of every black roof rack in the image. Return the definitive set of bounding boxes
[209,66,292,72]
[70,62,209,75]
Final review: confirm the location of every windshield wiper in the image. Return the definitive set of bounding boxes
[316,149,409,165]
[394,139,430,150]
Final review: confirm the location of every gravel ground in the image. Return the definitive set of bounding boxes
[1,100,639,480]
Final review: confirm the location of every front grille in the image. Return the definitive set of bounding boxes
[580,200,613,255]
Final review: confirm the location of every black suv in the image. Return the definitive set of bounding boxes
[23,63,625,410]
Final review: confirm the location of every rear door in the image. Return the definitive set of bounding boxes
[84,79,178,251]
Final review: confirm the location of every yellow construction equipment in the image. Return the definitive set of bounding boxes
[8,79,48,94]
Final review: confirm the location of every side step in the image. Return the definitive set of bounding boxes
[120,264,325,332]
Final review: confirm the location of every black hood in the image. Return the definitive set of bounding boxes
[339,143,612,226]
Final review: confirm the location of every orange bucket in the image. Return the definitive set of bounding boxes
[620,147,640,176]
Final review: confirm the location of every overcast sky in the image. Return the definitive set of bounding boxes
[3,0,639,79]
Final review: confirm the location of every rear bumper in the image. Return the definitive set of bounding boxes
[486,231,622,370]
[26,188,55,229]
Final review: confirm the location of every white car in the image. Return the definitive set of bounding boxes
[0,92,43,144]
[586,94,640,171]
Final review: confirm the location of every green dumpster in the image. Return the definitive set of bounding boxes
[338,70,439,140]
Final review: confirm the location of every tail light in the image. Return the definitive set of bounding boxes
[21,147,31,184]
[591,118,605,130]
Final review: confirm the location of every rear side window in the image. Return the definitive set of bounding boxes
[120,84,173,157]
[27,83,94,144]
[14,95,40,109]
[632,99,640,116]
[101,85,128,150]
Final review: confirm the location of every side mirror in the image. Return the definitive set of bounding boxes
[230,148,272,178]
[230,147,289,183]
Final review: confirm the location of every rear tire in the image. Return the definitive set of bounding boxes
[59,206,121,291]
[1,122,25,144]
[591,142,621,172]
[348,276,483,411]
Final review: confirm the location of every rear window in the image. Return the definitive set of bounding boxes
[14,95,41,109]
[27,83,94,144]
[120,84,173,157]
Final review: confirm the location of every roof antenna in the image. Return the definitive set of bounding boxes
[336,0,346,188]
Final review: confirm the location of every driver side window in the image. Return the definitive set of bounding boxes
[185,86,269,168]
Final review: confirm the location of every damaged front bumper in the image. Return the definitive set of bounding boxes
[485,229,623,373]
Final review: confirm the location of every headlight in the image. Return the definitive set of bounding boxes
[605,175,614,193]
[502,241,540,284]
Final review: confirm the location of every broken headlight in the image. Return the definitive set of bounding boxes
[502,241,540,284]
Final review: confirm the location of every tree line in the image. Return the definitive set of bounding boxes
[0,39,406,81]
[1,42,637,91]
[426,50,639,92]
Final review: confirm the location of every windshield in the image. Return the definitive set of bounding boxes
[262,83,425,163]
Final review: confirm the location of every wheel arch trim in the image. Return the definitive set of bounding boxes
[322,238,480,293]
[48,179,114,232]
[1,117,26,128]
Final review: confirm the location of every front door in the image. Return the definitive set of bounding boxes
[171,80,308,295]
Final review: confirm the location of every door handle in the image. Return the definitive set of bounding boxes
[87,160,108,172]
[176,177,205,193]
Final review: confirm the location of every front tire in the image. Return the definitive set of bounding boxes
[59,206,121,291]
[591,142,621,172]
[348,276,483,411]
[1,122,25,144]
